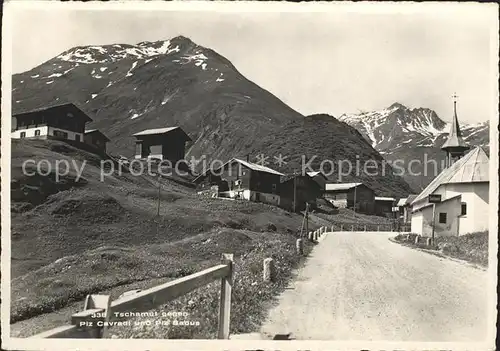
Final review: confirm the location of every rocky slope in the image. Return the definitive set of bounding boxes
[338,103,490,191]
[12,36,413,196]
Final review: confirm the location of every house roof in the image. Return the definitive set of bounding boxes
[280,173,319,185]
[396,194,419,207]
[13,102,93,122]
[85,129,110,142]
[192,157,284,183]
[306,171,328,180]
[411,146,489,205]
[232,158,284,176]
[132,126,191,140]
[396,198,407,207]
[325,182,362,191]
[375,196,396,202]
[441,100,468,150]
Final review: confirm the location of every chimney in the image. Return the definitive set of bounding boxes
[246,154,250,162]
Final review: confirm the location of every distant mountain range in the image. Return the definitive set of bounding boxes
[11,36,414,197]
[338,103,490,191]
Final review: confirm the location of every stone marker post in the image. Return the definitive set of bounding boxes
[296,239,304,255]
[426,237,432,246]
[308,231,313,241]
[415,235,420,244]
[263,258,275,283]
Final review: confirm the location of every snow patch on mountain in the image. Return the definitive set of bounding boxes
[161,89,179,105]
[338,103,489,154]
[129,100,156,119]
[56,39,184,64]
[216,73,225,82]
[181,53,209,71]
[47,73,63,78]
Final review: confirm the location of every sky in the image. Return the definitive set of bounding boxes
[6,1,499,123]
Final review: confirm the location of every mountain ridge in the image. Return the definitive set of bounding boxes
[337,103,490,191]
[12,35,414,197]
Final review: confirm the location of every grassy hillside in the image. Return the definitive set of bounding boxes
[10,139,333,327]
[248,114,415,197]
[13,36,414,199]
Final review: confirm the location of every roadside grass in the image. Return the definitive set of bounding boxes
[11,228,314,338]
[313,208,393,228]
[10,138,325,328]
[109,230,314,339]
[393,231,488,267]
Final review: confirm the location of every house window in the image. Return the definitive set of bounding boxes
[272,183,277,192]
[234,179,242,187]
[34,129,41,136]
[461,202,467,216]
[53,130,68,139]
[439,213,447,224]
[20,132,26,138]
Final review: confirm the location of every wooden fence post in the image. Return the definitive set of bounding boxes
[414,236,420,245]
[296,239,304,255]
[331,225,334,232]
[71,294,111,338]
[351,224,354,231]
[218,253,234,339]
[364,225,367,232]
[263,258,275,283]
[340,224,344,231]
[377,225,380,231]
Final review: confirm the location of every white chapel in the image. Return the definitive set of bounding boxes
[410,96,490,237]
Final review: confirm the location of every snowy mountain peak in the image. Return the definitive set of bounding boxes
[55,37,196,65]
[388,102,407,110]
[337,104,487,152]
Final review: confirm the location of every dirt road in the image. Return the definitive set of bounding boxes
[259,232,489,341]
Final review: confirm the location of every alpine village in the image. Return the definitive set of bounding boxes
[9,36,491,340]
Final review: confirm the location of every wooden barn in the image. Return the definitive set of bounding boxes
[11,103,92,142]
[193,157,284,206]
[324,182,375,214]
[279,173,323,212]
[84,129,110,153]
[306,171,328,193]
[133,127,191,164]
[374,196,397,217]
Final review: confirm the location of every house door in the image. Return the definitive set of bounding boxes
[255,193,260,202]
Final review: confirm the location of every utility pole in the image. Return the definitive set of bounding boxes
[431,203,436,245]
[293,174,297,213]
[305,202,309,237]
[157,174,161,236]
[353,184,357,217]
